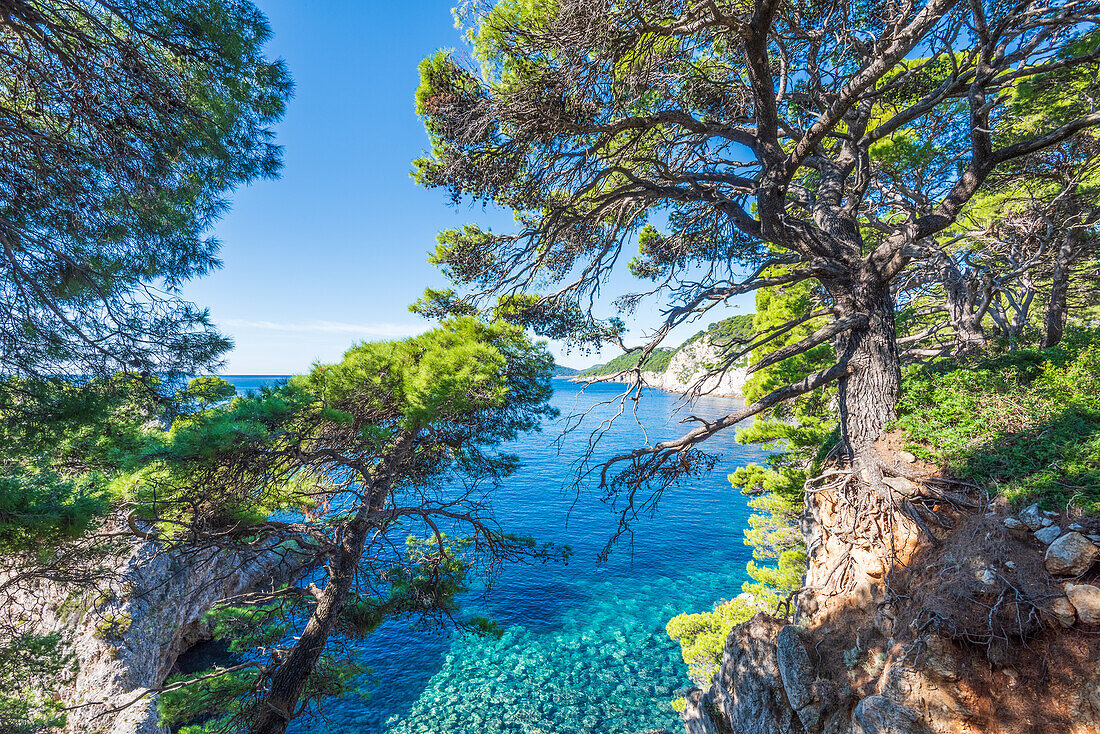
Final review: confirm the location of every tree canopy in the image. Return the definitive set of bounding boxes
[0,0,291,377]
[121,318,564,734]
[414,0,1100,492]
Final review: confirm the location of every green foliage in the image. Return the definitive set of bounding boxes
[0,633,76,733]
[139,318,563,725]
[728,270,834,609]
[412,289,626,353]
[687,314,756,349]
[175,377,237,413]
[577,348,675,377]
[666,598,754,685]
[0,0,291,376]
[0,471,115,553]
[895,329,1100,510]
[158,667,262,730]
[0,373,175,551]
[668,278,831,684]
[0,374,164,476]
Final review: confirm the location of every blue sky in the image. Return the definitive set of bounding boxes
[185,1,754,374]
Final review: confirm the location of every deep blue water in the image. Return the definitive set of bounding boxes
[217,376,767,733]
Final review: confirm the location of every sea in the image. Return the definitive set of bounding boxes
[216,376,768,733]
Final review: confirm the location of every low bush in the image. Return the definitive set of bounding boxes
[895,329,1100,511]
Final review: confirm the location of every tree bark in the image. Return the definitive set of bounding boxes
[249,516,371,734]
[1043,236,1074,348]
[832,276,901,466]
[939,257,987,354]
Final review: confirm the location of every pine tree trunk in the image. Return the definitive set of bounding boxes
[1043,237,1074,348]
[250,436,411,734]
[833,278,901,466]
[249,517,371,734]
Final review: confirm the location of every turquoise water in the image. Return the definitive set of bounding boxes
[219,376,767,733]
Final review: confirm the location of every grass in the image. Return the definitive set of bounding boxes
[894,329,1100,512]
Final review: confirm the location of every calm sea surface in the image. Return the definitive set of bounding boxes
[217,376,768,733]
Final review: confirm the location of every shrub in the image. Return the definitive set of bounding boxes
[895,330,1100,511]
[666,598,754,685]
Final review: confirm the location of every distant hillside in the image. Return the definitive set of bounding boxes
[577,348,675,378]
[553,365,583,377]
[682,313,755,349]
[579,314,755,378]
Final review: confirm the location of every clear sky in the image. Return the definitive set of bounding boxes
[183,1,754,375]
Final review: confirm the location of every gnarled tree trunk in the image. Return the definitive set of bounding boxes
[1043,236,1075,348]
[831,275,902,467]
[939,257,988,354]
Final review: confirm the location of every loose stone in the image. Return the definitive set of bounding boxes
[1066,584,1100,626]
[1019,504,1045,531]
[1034,525,1062,545]
[1051,597,1077,627]
[1045,532,1099,576]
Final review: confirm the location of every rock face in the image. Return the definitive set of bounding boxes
[702,614,804,734]
[4,534,303,734]
[853,695,934,734]
[574,333,748,397]
[680,447,1100,734]
[1045,532,1099,576]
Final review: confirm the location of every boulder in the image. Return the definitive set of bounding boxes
[1034,525,1062,545]
[1003,517,1025,530]
[897,451,917,464]
[1045,532,1099,576]
[883,476,920,495]
[1051,597,1077,627]
[1067,584,1100,626]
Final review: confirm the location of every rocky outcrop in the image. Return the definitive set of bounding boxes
[682,445,1100,734]
[4,530,304,734]
[575,333,748,397]
[683,614,804,734]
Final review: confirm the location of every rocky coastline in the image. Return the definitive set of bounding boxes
[571,336,748,399]
[3,520,305,734]
[680,443,1100,734]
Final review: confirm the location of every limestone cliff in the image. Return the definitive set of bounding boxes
[641,336,748,398]
[682,441,1100,734]
[3,520,301,734]
[574,327,749,398]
